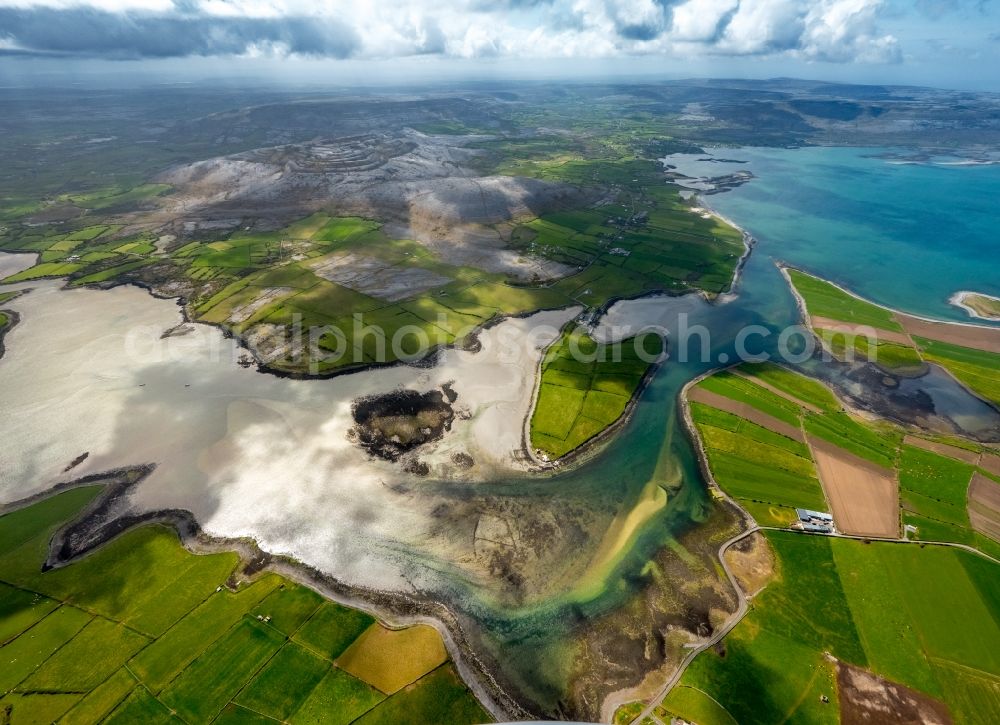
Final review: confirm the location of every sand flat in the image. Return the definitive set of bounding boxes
[689,386,805,443]
[0,281,580,594]
[809,437,899,538]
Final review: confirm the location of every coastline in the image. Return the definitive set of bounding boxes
[778,262,1000,423]
[0,307,20,361]
[0,185,758,718]
[950,290,1000,323]
[780,261,1000,332]
[519,323,665,472]
[0,470,524,722]
[518,188,757,471]
[689,192,757,299]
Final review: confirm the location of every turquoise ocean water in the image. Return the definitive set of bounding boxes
[698,146,1000,322]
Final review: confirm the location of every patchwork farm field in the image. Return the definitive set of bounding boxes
[689,362,1000,550]
[689,365,847,526]
[0,488,490,725]
[0,150,745,378]
[529,325,662,459]
[507,161,747,302]
[658,532,1000,725]
[650,358,1000,724]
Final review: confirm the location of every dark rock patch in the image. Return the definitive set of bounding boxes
[451,451,475,469]
[351,387,455,461]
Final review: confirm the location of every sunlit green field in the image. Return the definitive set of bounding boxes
[0,488,490,724]
[787,269,902,332]
[530,325,662,459]
[659,532,1000,725]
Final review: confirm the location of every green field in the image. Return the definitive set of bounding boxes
[688,367,836,525]
[509,171,746,301]
[0,488,491,724]
[787,269,903,332]
[915,336,1000,405]
[529,325,662,459]
[656,531,1000,725]
[739,362,841,412]
[1,150,746,378]
[657,361,1000,723]
[690,364,1000,557]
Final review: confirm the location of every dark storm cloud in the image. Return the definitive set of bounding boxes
[0,6,360,59]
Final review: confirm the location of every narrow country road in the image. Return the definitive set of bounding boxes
[627,524,760,725]
[624,522,1000,724]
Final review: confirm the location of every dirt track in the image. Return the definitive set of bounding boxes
[897,313,1000,354]
[811,315,913,345]
[689,387,805,443]
[980,454,1000,478]
[903,435,982,465]
[809,437,899,538]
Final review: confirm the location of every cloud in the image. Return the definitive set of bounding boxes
[0,0,902,64]
[670,0,739,42]
[0,5,360,58]
[800,0,901,62]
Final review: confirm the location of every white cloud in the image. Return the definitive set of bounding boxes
[671,0,739,42]
[800,0,900,62]
[0,0,903,63]
[718,0,806,54]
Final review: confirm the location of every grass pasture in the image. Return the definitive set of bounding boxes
[817,327,926,373]
[233,641,331,720]
[658,531,1000,725]
[507,160,746,300]
[351,665,491,725]
[0,489,490,724]
[787,269,902,332]
[529,325,662,459]
[899,445,974,534]
[739,362,841,412]
[688,368,836,524]
[785,270,1000,408]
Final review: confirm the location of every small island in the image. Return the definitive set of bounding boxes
[951,291,1000,322]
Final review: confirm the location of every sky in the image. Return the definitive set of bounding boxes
[0,0,998,90]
